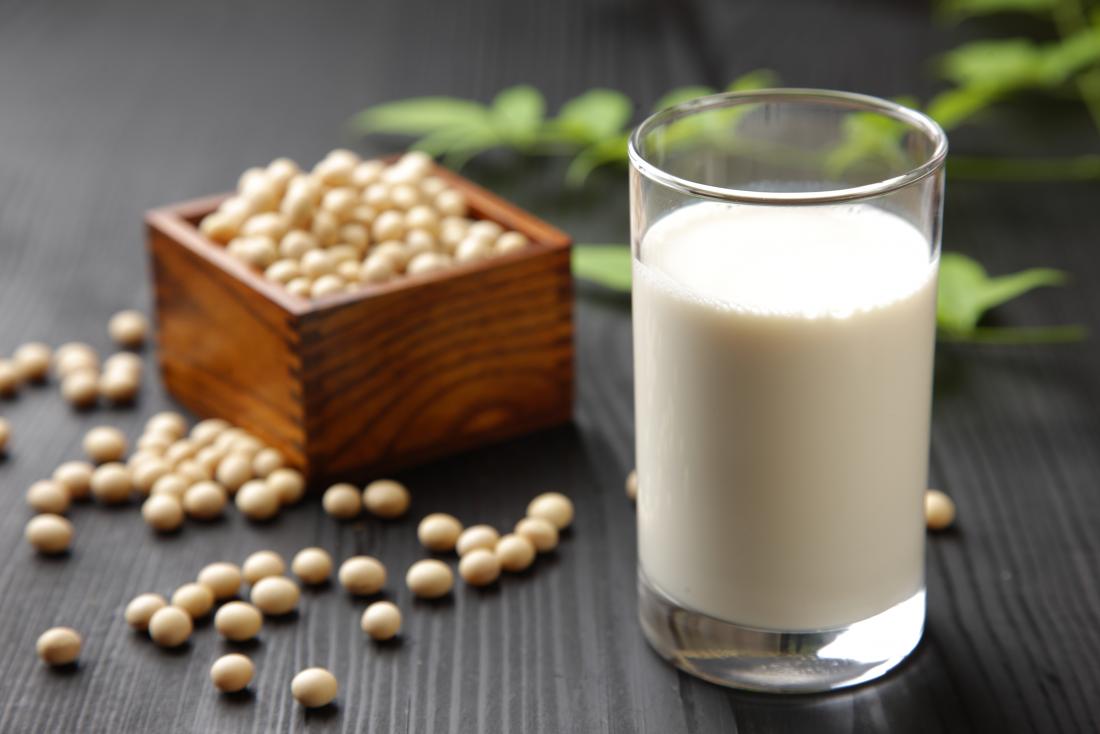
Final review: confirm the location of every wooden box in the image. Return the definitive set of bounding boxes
[146,165,574,484]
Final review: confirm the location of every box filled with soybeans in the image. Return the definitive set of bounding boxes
[146,151,574,485]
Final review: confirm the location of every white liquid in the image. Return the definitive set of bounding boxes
[634,202,937,632]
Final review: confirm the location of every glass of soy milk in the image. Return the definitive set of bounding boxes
[629,89,947,692]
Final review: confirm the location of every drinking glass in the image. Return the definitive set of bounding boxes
[629,89,947,692]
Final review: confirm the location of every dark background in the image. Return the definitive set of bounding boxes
[0,0,1098,732]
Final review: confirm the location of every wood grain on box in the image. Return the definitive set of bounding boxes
[147,166,574,483]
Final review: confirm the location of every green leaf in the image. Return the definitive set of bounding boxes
[940,39,1042,89]
[938,32,1100,96]
[727,69,781,91]
[565,133,631,187]
[350,97,495,136]
[939,0,1055,21]
[936,252,1069,335]
[823,111,908,177]
[551,89,633,145]
[1038,27,1100,85]
[491,85,546,147]
[652,85,716,113]
[572,245,632,290]
[925,85,1002,129]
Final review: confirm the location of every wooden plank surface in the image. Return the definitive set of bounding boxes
[0,0,1098,732]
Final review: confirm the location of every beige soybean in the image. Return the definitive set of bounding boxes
[127,450,162,471]
[267,157,299,188]
[214,602,263,641]
[151,473,190,500]
[132,458,171,495]
[310,274,345,298]
[292,547,333,585]
[455,236,492,263]
[361,253,396,283]
[164,439,199,466]
[455,525,500,556]
[142,494,184,532]
[90,463,132,504]
[405,559,453,599]
[172,582,215,619]
[434,189,467,217]
[216,453,253,492]
[108,310,148,348]
[27,480,70,515]
[925,489,956,531]
[236,480,280,521]
[390,184,421,211]
[99,370,139,404]
[125,593,167,630]
[336,259,362,284]
[417,513,463,552]
[84,426,128,463]
[322,483,361,520]
[0,359,22,396]
[250,576,300,615]
[526,492,574,530]
[183,481,228,520]
[352,160,384,188]
[242,550,286,584]
[252,448,284,478]
[625,470,638,501]
[13,342,51,382]
[55,342,98,377]
[148,606,193,647]
[514,517,559,553]
[36,627,82,666]
[360,601,401,641]
[372,210,405,242]
[405,229,436,258]
[210,653,255,693]
[420,175,447,197]
[496,231,529,254]
[176,459,210,484]
[291,667,338,708]
[61,370,99,408]
[103,352,143,378]
[495,534,536,573]
[267,468,305,505]
[369,241,410,270]
[146,412,187,440]
[191,418,230,446]
[198,562,242,600]
[25,514,73,554]
[459,548,501,587]
[137,432,172,454]
[406,251,449,276]
[338,556,386,596]
[53,461,94,500]
[363,479,410,519]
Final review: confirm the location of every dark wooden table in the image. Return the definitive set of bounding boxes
[1,1,1098,731]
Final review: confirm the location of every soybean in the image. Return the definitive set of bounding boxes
[210,653,254,693]
[36,627,82,666]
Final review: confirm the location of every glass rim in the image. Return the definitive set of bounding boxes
[627,88,949,205]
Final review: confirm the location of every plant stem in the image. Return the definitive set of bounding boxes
[947,154,1100,180]
[941,325,1089,344]
[1052,0,1100,136]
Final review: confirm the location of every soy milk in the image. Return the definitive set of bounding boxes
[634,202,937,631]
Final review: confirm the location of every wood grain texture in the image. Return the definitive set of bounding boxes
[0,0,1097,732]
[149,165,573,483]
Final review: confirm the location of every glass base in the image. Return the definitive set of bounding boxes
[638,571,924,693]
